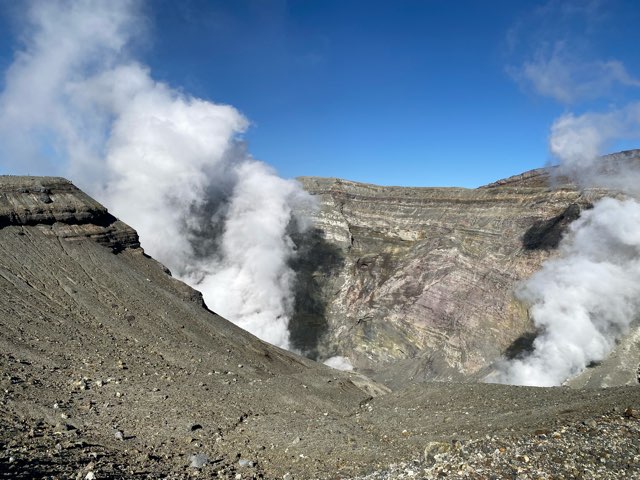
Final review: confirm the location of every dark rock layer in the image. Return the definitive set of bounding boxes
[0,176,139,252]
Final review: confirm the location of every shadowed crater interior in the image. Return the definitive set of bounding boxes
[523,203,583,250]
[504,331,538,360]
[288,227,344,358]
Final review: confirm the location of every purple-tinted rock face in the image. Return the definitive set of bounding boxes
[295,171,603,387]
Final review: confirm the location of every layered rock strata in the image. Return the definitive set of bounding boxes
[0,176,139,251]
[294,173,603,387]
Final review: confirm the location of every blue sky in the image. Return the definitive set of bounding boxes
[1,0,639,187]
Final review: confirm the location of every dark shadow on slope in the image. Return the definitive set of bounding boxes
[522,203,583,250]
[185,184,234,261]
[504,331,538,360]
[288,227,344,359]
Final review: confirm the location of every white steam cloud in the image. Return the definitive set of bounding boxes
[493,108,640,386]
[496,198,640,386]
[323,356,354,371]
[0,0,313,349]
[549,105,640,191]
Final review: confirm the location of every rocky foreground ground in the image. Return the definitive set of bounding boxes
[357,409,640,479]
[0,176,639,479]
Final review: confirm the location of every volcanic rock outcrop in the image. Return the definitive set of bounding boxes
[293,152,640,388]
[0,176,139,251]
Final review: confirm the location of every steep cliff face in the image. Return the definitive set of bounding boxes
[294,172,603,386]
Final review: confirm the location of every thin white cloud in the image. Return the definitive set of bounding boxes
[513,43,640,104]
[506,0,637,104]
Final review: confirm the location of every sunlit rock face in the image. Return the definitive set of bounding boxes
[294,170,599,387]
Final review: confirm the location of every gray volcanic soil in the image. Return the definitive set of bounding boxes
[0,177,639,479]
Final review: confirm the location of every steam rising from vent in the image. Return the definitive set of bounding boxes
[493,110,640,386]
[550,105,640,193]
[323,356,354,371]
[0,0,313,349]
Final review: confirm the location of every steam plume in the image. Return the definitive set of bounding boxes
[494,109,640,386]
[0,0,312,349]
[323,356,354,371]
